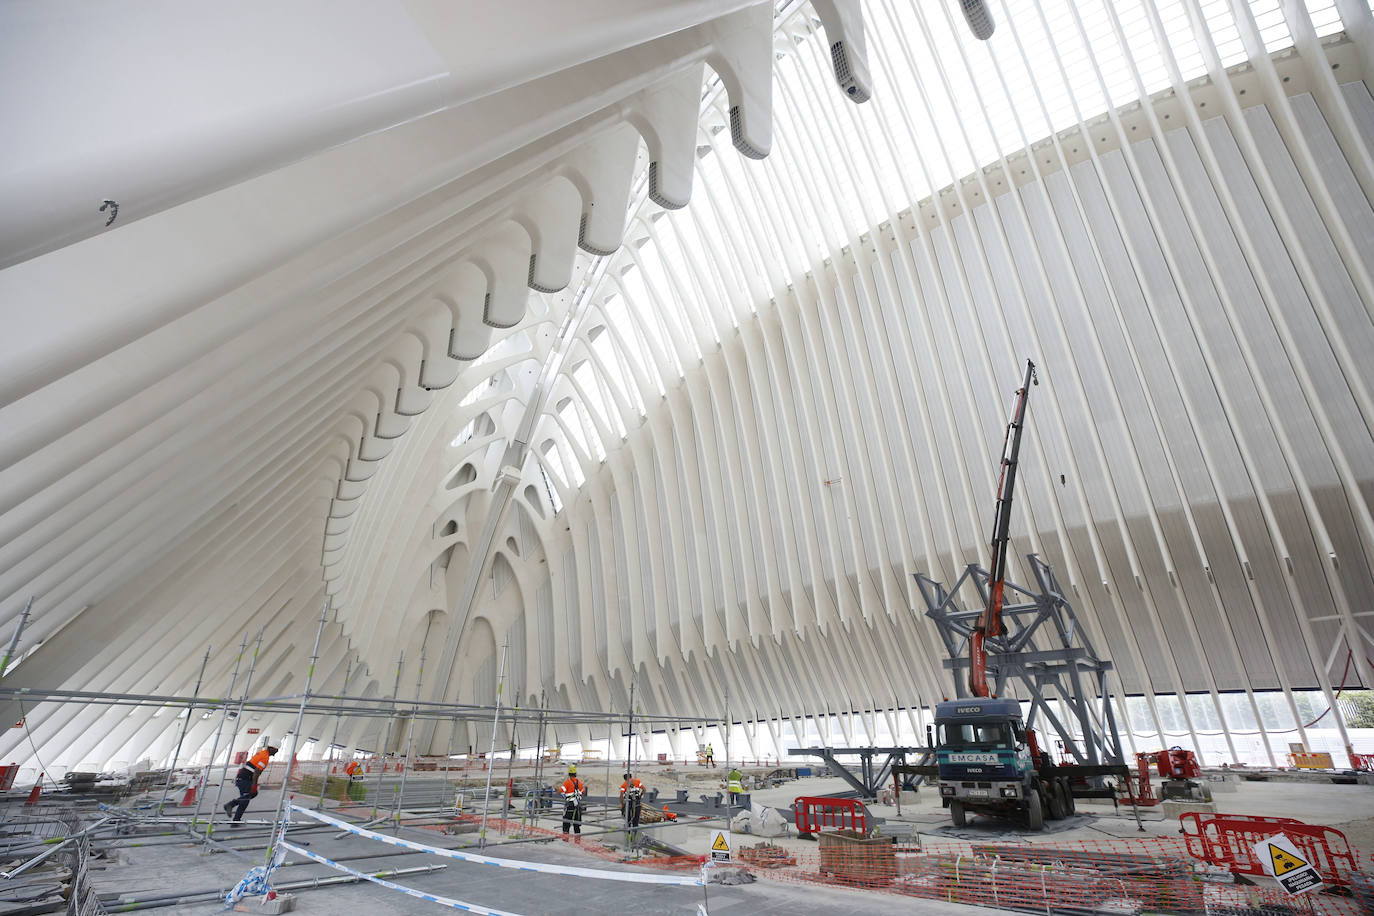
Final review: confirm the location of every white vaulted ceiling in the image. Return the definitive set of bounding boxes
[2,0,1373,770]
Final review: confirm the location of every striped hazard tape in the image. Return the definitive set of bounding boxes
[279,840,521,915]
[289,804,701,886]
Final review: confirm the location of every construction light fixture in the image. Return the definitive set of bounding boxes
[960,0,995,40]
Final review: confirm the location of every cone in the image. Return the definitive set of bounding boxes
[180,784,198,806]
[24,774,42,806]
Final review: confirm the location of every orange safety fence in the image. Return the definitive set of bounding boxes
[794,795,867,836]
[1181,812,1364,887]
[740,834,1371,915]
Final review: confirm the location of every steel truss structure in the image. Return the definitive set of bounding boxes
[917,555,1126,767]
[786,746,933,799]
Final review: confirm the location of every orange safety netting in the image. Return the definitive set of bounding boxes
[740,834,1372,915]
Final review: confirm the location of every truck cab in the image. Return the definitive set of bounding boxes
[934,697,1047,828]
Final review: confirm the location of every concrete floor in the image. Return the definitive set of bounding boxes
[92,783,1004,915]
[77,768,1374,915]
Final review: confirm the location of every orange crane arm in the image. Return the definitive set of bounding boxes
[970,359,1037,698]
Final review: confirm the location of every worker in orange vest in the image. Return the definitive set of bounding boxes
[224,743,277,822]
[559,764,586,835]
[344,760,362,780]
[619,772,645,829]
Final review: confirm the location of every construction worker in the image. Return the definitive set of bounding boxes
[705,743,714,767]
[344,760,362,780]
[619,772,645,829]
[559,764,586,835]
[727,765,744,804]
[224,743,278,822]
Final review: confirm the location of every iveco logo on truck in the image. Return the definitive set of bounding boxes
[956,706,982,714]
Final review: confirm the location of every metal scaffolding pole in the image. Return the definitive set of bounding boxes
[156,645,210,815]
[390,651,425,824]
[724,686,730,769]
[264,598,330,866]
[316,656,353,811]
[206,628,264,839]
[370,653,405,821]
[624,675,635,839]
[190,633,250,828]
[0,596,34,678]
[443,690,458,811]
[477,639,508,850]
[520,690,546,836]
[502,701,518,816]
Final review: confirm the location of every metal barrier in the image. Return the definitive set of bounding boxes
[793,796,867,837]
[1180,812,1366,886]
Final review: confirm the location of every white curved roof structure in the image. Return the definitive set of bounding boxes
[2,0,1373,774]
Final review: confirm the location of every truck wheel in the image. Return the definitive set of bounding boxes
[950,800,966,827]
[1025,787,1044,830]
[1060,778,1076,815]
[1046,781,1066,820]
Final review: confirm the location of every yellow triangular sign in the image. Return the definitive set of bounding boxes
[1268,843,1307,877]
[711,833,730,851]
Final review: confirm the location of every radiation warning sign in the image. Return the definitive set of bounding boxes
[709,830,732,863]
[1252,833,1324,896]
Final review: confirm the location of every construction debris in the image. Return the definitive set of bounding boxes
[738,843,796,868]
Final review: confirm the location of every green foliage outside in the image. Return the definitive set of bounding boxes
[1342,691,1374,728]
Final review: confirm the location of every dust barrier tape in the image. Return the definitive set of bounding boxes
[289,804,701,886]
[279,840,522,915]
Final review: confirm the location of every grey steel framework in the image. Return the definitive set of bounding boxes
[786,746,933,799]
[917,555,1126,767]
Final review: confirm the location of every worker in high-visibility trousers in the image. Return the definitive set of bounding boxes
[559,765,586,835]
[224,743,277,823]
[727,766,744,805]
[620,772,645,831]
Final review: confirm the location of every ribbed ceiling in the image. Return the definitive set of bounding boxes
[2,0,1373,771]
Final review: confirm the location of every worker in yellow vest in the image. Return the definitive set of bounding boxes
[727,766,743,804]
[224,743,278,822]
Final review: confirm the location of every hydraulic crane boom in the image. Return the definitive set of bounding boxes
[969,359,1037,698]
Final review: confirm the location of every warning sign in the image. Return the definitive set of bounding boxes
[1252,833,1324,896]
[1270,845,1305,877]
[709,830,732,863]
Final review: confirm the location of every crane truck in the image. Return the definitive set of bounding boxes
[907,360,1134,830]
[928,360,1072,829]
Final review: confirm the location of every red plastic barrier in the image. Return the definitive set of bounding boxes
[0,763,18,791]
[794,796,867,836]
[1180,812,1364,886]
[1351,753,1374,772]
